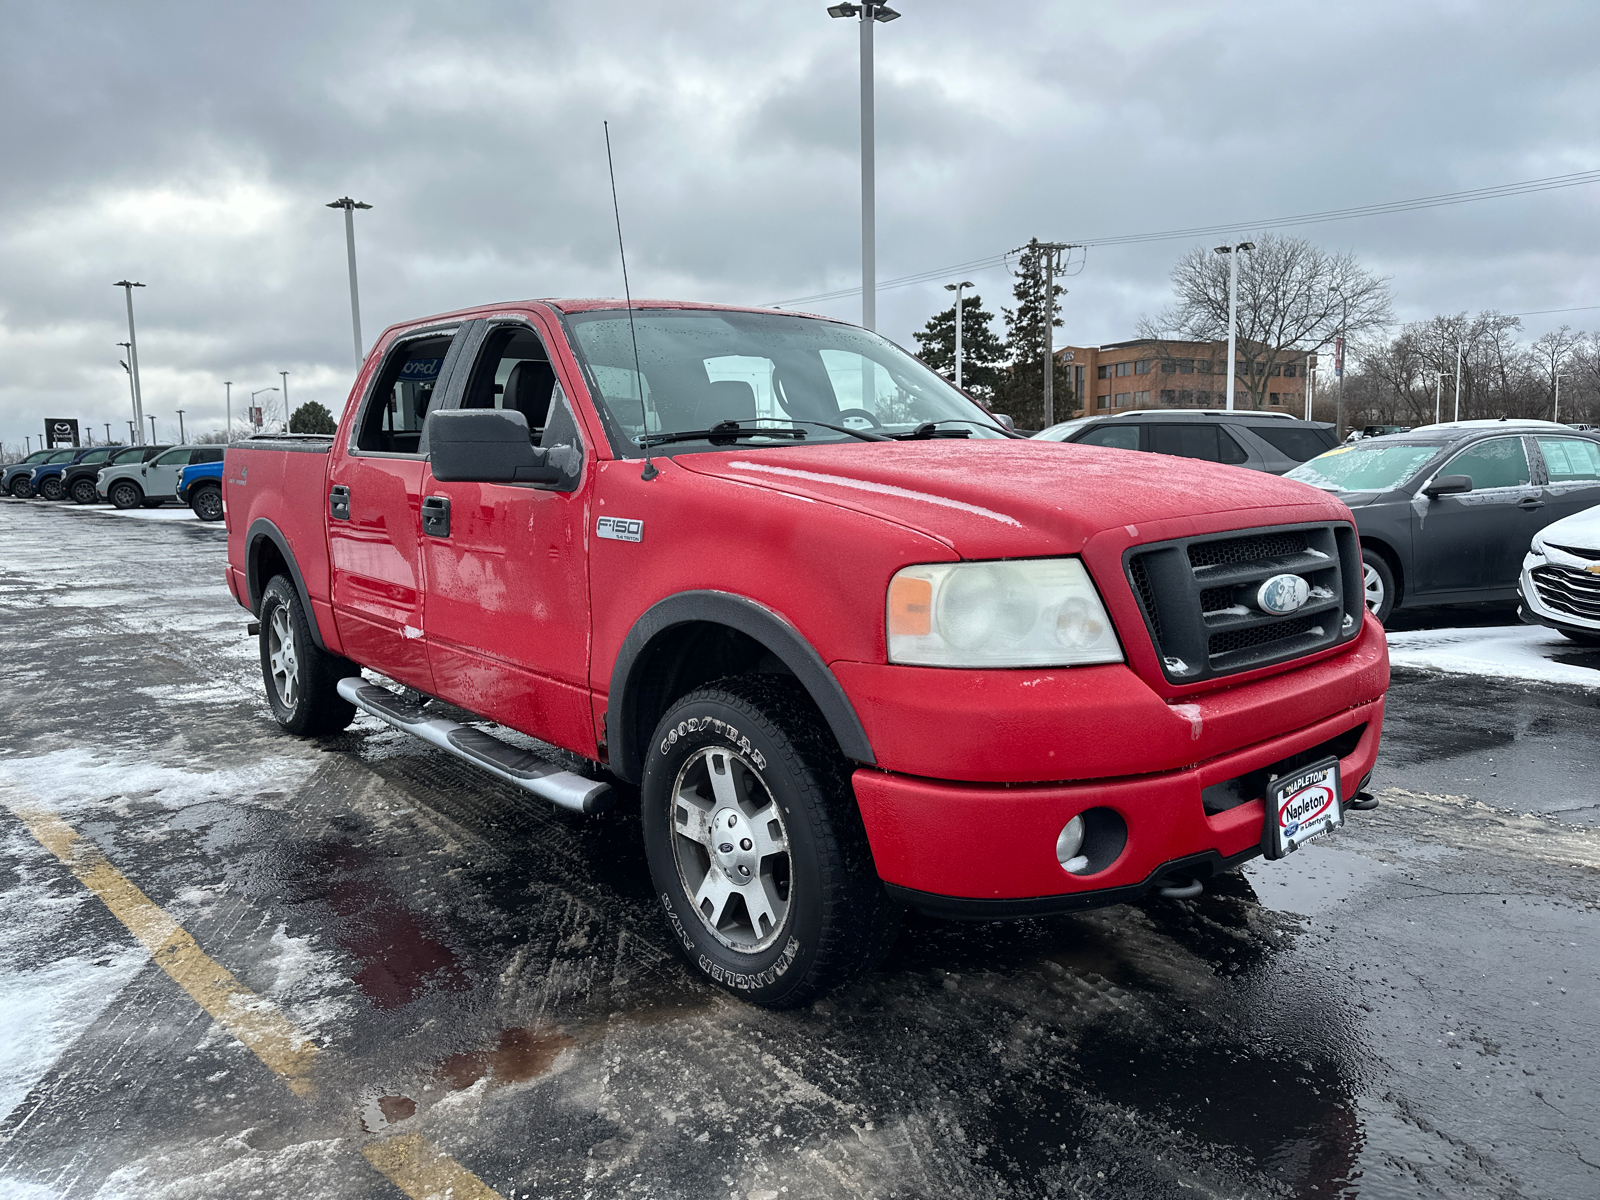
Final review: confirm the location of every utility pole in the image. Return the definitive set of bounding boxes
[326,197,372,363]
[280,371,290,428]
[115,282,147,443]
[176,410,187,443]
[1453,342,1463,422]
[828,2,900,331]
[225,381,233,440]
[1035,243,1073,426]
[944,281,974,389]
[1214,242,1254,411]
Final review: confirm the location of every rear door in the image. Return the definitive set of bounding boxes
[419,316,595,752]
[1411,435,1543,594]
[327,326,467,693]
[1530,434,1600,526]
[1149,423,1252,469]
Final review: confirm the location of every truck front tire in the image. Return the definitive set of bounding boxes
[190,485,223,521]
[109,480,143,509]
[641,676,899,1007]
[258,575,357,736]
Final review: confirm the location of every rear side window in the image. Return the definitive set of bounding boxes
[1075,423,1141,450]
[1251,424,1336,462]
[191,448,224,464]
[110,448,146,464]
[357,334,454,453]
[78,448,114,464]
[1535,436,1600,482]
[1150,424,1248,465]
[1439,437,1531,489]
[151,449,193,466]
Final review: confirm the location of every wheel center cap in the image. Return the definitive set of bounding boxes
[710,807,758,885]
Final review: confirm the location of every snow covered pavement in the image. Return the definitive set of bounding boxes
[1386,623,1600,689]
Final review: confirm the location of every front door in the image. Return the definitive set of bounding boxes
[327,329,460,693]
[141,447,194,497]
[1412,435,1543,595]
[420,318,595,755]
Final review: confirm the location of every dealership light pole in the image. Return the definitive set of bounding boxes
[828,2,900,331]
[1431,371,1450,425]
[148,416,157,443]
[104,424,112,444]
[280,370,290,424]
[115,282,147,443]
[326,197,372,363]
[224,381,233,439]
[176,410,186,443]
[1214,242,1253,411]
[944,281,974,389]
[1332,284,1349,439]
[116,342,140,438]
[1453,341,1463,421]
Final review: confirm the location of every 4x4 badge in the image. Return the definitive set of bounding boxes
[596,516,643,543]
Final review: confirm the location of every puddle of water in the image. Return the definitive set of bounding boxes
[1246,840,1393,918]
[439,1026,575,1090]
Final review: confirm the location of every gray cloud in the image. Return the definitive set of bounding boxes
[3,0,1598,448]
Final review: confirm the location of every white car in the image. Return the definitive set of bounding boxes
[1521,502,1600,645]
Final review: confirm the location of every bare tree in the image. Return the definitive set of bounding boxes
[1140,234,1391,409]
[1532,325,1582,420]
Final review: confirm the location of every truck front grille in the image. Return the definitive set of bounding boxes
[1531,564,1600,621]
[1124,522,1363,684]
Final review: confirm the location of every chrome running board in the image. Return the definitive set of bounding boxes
[337,677,613,814]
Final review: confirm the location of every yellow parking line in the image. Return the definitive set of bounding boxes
[363,1133,505,1200]
[4,796,506,1200]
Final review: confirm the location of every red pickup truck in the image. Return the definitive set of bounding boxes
[224,298,1388,1006]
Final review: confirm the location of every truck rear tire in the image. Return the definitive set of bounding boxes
[641,676,899,1008]
[71,478,99,505]
[259,575,357,736]
[109,480,143,509]
[190,485,223,521]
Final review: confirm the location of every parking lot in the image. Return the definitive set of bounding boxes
[1,499,1597,1200]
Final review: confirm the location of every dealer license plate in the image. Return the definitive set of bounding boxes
[1263,756,1343,859]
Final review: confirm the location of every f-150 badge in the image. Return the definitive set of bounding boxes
[596,516,643,542]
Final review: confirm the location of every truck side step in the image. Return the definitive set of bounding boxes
[336,677,613,814]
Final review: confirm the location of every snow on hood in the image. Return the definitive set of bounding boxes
[1538,501,1600,549]
[674,439,1341,557]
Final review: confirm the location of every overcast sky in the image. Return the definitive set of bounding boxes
[3,0,1598,449]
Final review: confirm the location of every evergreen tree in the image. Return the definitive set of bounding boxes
[999,238,1073,430]
[913,294,1008,402]
[289,400,336,434]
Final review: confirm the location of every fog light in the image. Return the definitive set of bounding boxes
[1056,816,1089,874]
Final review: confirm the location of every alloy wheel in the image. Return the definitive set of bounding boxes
[669,746,792,952]
[266,606,300,711]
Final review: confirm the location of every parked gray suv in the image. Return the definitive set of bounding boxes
[1033,410,1337,475]
[1286,419,1600,622]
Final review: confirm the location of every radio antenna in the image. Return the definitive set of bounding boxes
[604,121,656,481]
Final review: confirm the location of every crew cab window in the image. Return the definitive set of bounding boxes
[150,448,193,466]
[1535,436,1600,482]
[1251,424,1336,462]
[1438,437,1530,490]
[356,334,453,454]
[458,323,584,486]
[1076,423,1141,450]
[1150,424,1248,464]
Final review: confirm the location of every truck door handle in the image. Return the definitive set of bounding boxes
[1518,496,1544,510]
[329,484,351,521]
[422,495,451,538]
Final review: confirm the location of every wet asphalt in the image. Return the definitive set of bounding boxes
[0,498,1596,1200]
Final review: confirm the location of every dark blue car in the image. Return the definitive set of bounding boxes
[31,445,124,501]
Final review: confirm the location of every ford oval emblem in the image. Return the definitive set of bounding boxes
[1257,574,1310,615]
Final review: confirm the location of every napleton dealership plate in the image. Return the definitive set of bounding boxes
[1262,756,1343,859]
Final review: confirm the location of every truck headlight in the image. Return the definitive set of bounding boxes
[887,559,1123,668]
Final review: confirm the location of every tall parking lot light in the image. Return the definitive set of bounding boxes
[115,282,147,443]
[326,198,372,364]
[280,371,290,422]
[944,280,974,388]
[176,410,186,443]
[1213,243,1253,411]
[148,415,157,443]
[225,381,233,439]
[117,342,139,437]
[828,2,900,332]
[1555,371,1571,423]
[1431,371,1451,425]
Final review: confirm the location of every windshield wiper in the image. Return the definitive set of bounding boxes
[890,422,972,440]
[636,420,808,449]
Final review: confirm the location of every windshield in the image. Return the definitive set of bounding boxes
[1286,441,1444,492]
[563,308,1008,455]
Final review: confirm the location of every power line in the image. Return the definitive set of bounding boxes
[766,167,1600,308]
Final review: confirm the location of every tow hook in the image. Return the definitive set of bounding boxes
[1157,875,1203,900]
[1348,791,1379,811]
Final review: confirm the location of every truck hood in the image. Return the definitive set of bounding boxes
[673,439,1343,558]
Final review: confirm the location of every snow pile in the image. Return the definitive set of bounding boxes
[1386,624,1600,689]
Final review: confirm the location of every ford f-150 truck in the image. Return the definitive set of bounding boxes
[224,298,1389,1007]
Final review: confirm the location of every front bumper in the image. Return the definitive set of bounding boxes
[1521,547,1600,633]
[855,693,1382,915]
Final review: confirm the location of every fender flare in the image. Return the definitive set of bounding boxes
[607,590,875,784]
[245,517,329,650]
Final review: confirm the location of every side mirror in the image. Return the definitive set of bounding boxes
[992,413,1016,432]
[1423,474,1473,498]
[426,409,560,483]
